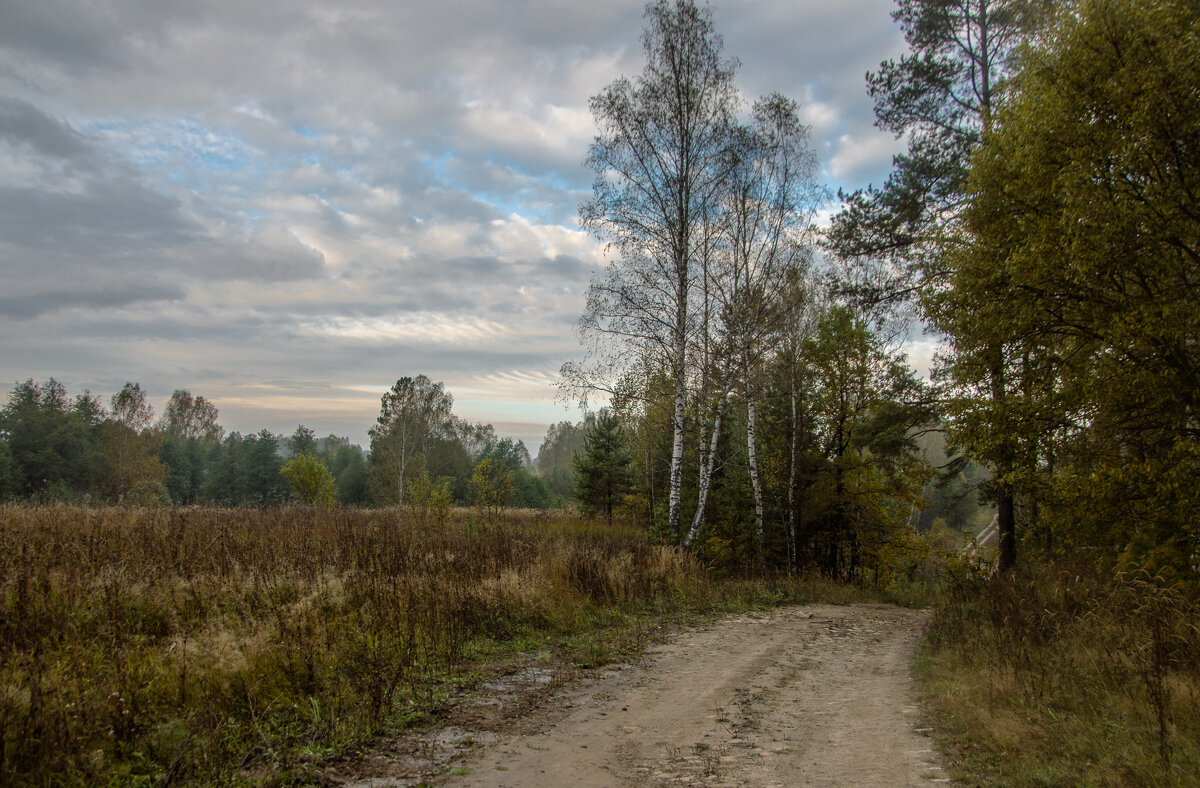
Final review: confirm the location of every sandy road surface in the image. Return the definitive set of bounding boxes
[433,603,948,787]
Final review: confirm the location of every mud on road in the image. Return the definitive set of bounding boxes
[330,604,948,787]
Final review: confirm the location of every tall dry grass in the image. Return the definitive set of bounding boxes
[0,505,712,784]
[920,560,1200,786]
[0,504,871,786]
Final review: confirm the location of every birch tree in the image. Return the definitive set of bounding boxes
[684,95,821,551]
[368,375,454,506]
[732,97,819,562]
[769,266,821,571]
[159,389,223,443]
[99,382,167,502]
[567,0,738,542]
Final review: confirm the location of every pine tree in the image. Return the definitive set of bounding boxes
[573,412,634,526]
[828,0,1047,572]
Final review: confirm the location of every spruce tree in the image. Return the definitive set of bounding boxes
[572,411,633,526]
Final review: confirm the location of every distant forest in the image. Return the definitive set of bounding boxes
[0,377,564,510]
[0,370,990,575]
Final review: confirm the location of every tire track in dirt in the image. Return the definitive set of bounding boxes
[433,603,948,787]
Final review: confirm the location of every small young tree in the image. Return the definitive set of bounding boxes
[573,411,634,526]
[470,458,512,519]
[281,453,338,506]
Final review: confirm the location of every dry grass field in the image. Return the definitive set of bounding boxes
[0,504,879,786]
[919,561,1200,787]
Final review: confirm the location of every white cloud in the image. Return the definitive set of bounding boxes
[804,105,839,138]
[0,0,911,445]
[829,130,904,183]
[305,314,510,346]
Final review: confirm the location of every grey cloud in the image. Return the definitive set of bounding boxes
[532,255,592,280]
[371,255,591,312]
[0,182,192,252]
[0,3,131,74]
[0,96,92,159]
[0,0,908,445]
[203,224,329,282]
[0,281,184,319]
[410,187,506,224]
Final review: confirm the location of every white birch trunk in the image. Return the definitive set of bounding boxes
[668,367,686,542]
[396,443,407,505]
[746,396,765,567]
[787,367,798,573]
[684,393,728,548]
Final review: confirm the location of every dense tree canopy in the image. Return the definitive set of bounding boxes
[826,0,1049,571]
[0,380,102,500]
[932,0,1200,577]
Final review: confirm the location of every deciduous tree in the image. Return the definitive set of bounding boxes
[568,0,739,541]
[935,0,1200,576]
[698,95,821,558]
[368,376,454,505]
[99,382,167,503]
[159,389,223,442]
[281,452,337,506]
[469,458,512,517]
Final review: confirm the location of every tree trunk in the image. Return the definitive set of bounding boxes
[990,350,1017,572]
[668,354,686,544]
[685,393,727,548]
[997,485,1016,572]
[746,397,765,570]
[645,439,655,527]
[787,352,800,573]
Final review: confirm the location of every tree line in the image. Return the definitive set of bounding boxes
[0,376,582,510]
[828,0,1199,582]
[560,0,954,578]
[563,0,1199,582]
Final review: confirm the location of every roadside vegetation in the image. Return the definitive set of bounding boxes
[921,560,1200,786]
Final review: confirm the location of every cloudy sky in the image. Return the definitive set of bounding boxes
[0,0,909,451]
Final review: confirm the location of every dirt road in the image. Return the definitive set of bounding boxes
[427,603,947,787]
